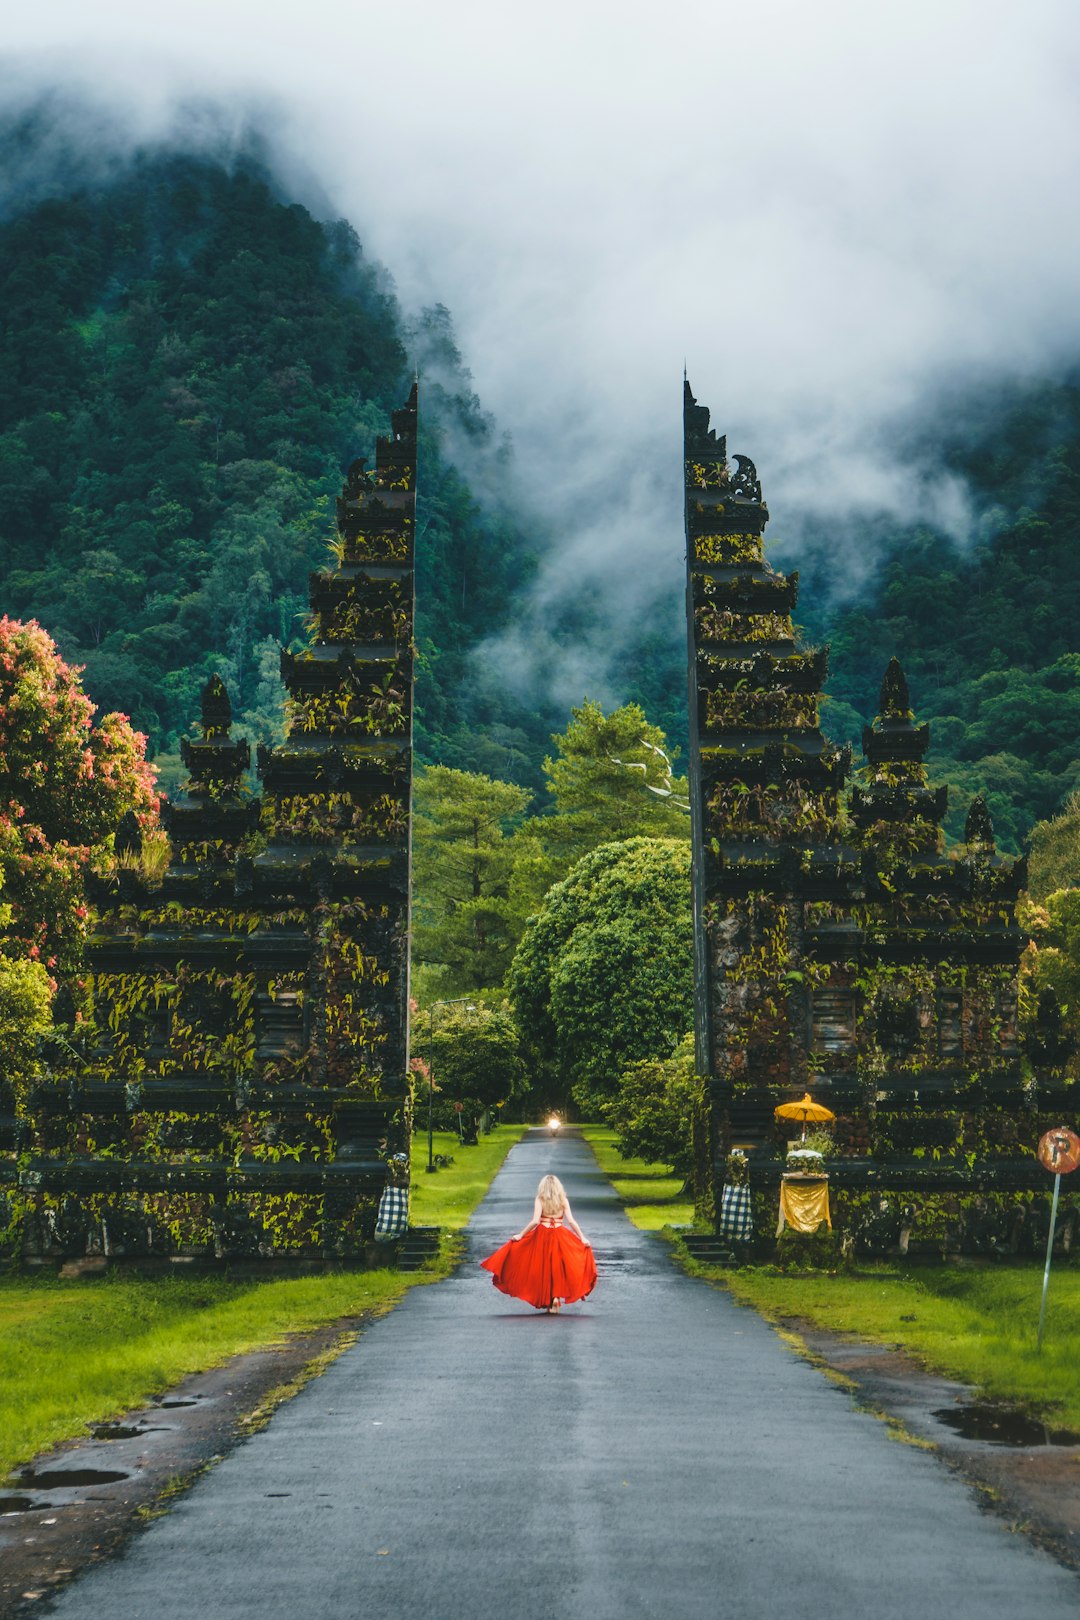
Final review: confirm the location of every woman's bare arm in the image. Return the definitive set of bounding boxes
[513,1195,543,1241]
[562,1198,589,1244]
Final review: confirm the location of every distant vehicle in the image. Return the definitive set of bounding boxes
[547,1115,561,1137]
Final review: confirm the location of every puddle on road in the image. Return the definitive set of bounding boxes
[934,1402,1080,1447]
[91,1425,157,1442]
[19,1469,130,1489]
[156,1399,198,1410]
[0,1496,44,1515]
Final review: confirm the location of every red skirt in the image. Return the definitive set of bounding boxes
[481,1224,597,1310]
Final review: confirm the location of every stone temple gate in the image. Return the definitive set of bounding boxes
[0,377,1068,1264]
[683,381,1072,1252]
[7,387,418,1263]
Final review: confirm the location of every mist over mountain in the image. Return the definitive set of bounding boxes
[0,103,552,790]
[4,3,1080,717]
[2,81,1080,849]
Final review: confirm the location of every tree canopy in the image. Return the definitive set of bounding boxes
[537,699,689,862]
[412,764,531,993]
[609,1031,697,1178]
[411,703,692,1002]
[1027,790,1080,901]
[0,138,546,792]
[424,1003,527,1123]
[508,836,693,1115]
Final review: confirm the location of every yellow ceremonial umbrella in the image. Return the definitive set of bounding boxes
[774,1092,836,1142]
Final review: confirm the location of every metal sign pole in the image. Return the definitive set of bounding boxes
[1034,1127,1080,1353]
[427,1006,436,1173]
[1037,1172,1062,1354]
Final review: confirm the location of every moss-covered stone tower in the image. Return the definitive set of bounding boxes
[685,382,1049,1254]
[17,386,418,1264]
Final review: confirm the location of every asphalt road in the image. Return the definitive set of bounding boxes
[43,1131,1080,1619]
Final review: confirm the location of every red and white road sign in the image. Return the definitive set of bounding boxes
[1038,1127,1080,1176]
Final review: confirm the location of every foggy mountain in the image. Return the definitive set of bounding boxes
[2,38,1080,844]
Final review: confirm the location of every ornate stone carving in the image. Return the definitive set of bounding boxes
[728,454,762,504]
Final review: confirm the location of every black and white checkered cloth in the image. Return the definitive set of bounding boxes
[718,1182,753,1243]
[374,1183,410,1241]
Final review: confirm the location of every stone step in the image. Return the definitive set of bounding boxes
[678,1234,740,1268]
[396,1225,441,1272]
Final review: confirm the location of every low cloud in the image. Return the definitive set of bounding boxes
[3,0,1080,700]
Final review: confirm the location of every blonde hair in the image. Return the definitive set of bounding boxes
[538,1174,567,1219]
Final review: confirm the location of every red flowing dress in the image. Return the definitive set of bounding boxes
[481,1217,597,1310]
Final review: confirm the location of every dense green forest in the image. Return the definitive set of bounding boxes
[611,378,1080,854]
[3,117,1080,852]
[785,378,1080,852]
[0,133,550,792]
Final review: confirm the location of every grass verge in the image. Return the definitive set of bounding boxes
[0,1123,526,1477]
[578,1126,694,1229]
[0,1268,414,1480]
[718,1261,1080,1429]
[409,1123,527,1228]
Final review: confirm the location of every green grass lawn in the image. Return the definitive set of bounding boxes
[409,1123,526,1228]
[0,1124,525,1479]
[720,1262,1080,1429]
[578,1127,694,1229]
[577,1129,1080,1426]
[0,1268,416,1481]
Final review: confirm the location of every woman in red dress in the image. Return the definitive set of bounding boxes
[481,1174,597,1312]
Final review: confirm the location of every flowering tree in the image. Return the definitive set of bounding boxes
[0,617,160,978]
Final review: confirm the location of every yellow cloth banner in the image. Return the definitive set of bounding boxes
[776,1178,832,1236]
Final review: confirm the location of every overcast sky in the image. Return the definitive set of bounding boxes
[4,1,1080,702]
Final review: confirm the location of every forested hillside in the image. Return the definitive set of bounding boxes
[805,377,1080,851]
[3,119,1080,850]
[625,377,1080,854]
[0,136,548,791]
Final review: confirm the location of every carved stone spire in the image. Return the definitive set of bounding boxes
[200,673,232,739]
[852,658,946,841]
[164,674,257,872]
[684,381,847,846]
[180,675,249,790]
[964,794,995,851]
[264,384,417,833]
[255,384,417,1100]
[879,656,911,718]
[683,381,849,1119]
[861,657,927,764]
[683,377,726,466]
